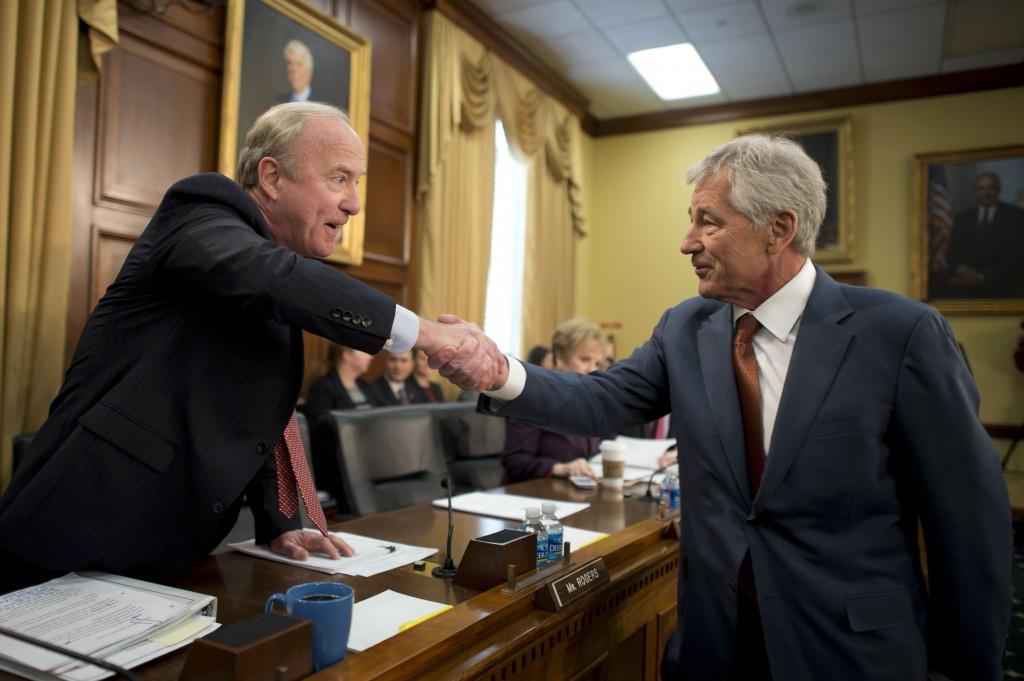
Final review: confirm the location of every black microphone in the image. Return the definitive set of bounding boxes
[640,444,676,502]
[432,477,458,578]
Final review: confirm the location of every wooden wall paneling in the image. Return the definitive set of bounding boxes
[363,135,413,264]
[350,0,419,134]
[96,32,220,213]
[87,207,150,310]
[120,0,225,48]
[67,80,100,364]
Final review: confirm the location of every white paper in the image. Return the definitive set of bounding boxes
[590,436,676,471]
[432,492,589,521]
[561,526,608,551]
[347,590,451,652]
[229,532,437,577]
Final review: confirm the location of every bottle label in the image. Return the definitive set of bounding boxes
[536,535,548,567]
[547,529,563,562]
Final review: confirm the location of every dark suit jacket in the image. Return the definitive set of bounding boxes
[501,420,599,484]
[0,173,396,585]
[370,377,430,406]
[946,201,1024,298]
[303,373,381,423]
[487,268,1011,680]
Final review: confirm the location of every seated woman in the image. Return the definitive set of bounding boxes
[412,348,445,402]
[501,318,606,484]
[303,343,382,423]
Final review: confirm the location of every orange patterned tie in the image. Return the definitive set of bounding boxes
[274,412,329,536]
[733,314,765,494]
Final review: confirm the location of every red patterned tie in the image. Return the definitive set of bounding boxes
[274,411,329,536]
[733,314,766,494]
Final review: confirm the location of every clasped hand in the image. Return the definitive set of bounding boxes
[418,314,508,392]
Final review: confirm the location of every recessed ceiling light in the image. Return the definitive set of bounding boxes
[627,43,720,101]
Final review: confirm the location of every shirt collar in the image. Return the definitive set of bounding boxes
[733,257,816,342]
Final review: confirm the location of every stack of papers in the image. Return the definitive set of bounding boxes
[0,572,218,681]
[348,590,451,652]
[230,532,436,576]
[590,436,676,485]
[432,492,589,521]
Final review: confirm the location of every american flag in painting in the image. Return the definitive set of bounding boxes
[928,165,953,272]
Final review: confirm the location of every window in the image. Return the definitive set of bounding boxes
[483,119,528,357]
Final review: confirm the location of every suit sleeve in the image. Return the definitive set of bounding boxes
[502,420,554,483]
[152,209,395,354]
[891,310,1011,679]
[246,451,302,544]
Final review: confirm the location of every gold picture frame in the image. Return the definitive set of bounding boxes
[912,145,1024,314]
[219,0,371,265]
[741,117,855,263]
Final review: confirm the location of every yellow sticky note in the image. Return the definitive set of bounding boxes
[149,616,215,646]
[397,605,453,632]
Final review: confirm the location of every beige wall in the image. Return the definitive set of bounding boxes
[576,86,1024,426]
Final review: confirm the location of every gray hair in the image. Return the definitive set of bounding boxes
[236,102,350,189]
[686,134,827,256]
[283,39,314,70]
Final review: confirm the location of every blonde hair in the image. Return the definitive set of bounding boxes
[236,102,351,189]
[551,317,604,361]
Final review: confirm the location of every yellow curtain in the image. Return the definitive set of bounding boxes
[0,0,116,490]
[416,11,586,357]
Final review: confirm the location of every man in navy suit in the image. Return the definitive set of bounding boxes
[467,135,1011,680]
[0,102,501,592]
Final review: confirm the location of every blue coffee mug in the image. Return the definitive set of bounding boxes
[266,581,354,670]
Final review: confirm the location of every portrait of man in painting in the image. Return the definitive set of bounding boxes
[925,154,1024,302]
[235,0,351,162]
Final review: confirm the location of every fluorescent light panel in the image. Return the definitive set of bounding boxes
[627,43,719,100]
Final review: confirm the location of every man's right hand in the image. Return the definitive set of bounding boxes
[416,315,508,392]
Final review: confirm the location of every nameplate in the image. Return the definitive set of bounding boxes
[534,557,609,611]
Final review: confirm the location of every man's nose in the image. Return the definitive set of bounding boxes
[681,226,700,254]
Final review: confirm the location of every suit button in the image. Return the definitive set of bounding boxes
[212,501,225,514]
[330,307,342,319]
[361,318,371,327]
[256,442,268,454]
[342,311,353,322]
[352,314,363,325]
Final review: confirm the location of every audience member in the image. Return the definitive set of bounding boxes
[501,318,605,484]
[372,350,426,405]
[412,347,445,402]
[303,343,382,423]
[525,345,553,369]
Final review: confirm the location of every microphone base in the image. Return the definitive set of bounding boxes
[432,564,458,579]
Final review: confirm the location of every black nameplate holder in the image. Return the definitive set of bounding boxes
[534,557,610,611]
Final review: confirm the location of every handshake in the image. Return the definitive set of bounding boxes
[417,314,509,392]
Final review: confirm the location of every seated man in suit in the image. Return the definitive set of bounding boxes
[452,135,1011,680]
[372,350,428,405]
[0,101,500,593]
[501,318,604,484]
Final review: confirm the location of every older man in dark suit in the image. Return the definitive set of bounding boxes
[466,135,1011,680]
[0,102,500,592]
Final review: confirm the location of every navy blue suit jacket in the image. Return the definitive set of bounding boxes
[487,268,1011,680]
[0,173,395,583]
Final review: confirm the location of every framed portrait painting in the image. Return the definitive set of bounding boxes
[741,117,855,263]
[913,146,1024,314]
[219,0,371,265]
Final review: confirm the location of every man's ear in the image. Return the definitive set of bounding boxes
[256,156,283,200]
[767,209,798,254]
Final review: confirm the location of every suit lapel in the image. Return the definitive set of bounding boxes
[755,270,853,512]
[698,304,751,505]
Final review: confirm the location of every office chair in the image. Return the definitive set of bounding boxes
[434,402,506,492]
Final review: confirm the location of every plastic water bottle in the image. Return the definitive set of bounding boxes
[660,465,680,510]
[520,507,549,568]
[540,502,564,563]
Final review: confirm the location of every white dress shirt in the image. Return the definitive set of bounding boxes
[486,258,818,457]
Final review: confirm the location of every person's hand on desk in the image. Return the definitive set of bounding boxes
[657,449,678,469]
[552,458,597,479]
[271,530,354,560]
[419,314,508,391]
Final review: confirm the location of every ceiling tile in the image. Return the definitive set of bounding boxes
[572,0,670,28]
[471,0,550,15]
[495,1,591,39]
[758,0,852,29]
[675,2,768,42]
[941,47,1024,73]
[713,61,794,99]
[543,30,620,68]
[578,80,672,117]
[856,2,945,46]
[862,34,942,81]
[693,33,780,67]
[665,0,748,12]
[774,19,856,59]
[853,0,944,16]
[603,18,690,54]
[565,57,643,88]
[783,47,862,91]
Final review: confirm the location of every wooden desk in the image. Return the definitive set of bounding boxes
[15,480,679,681]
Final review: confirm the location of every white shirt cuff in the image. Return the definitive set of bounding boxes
[484,355,526,402]
[386,305,419,353]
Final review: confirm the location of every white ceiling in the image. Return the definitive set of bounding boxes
[468,0,1024,119]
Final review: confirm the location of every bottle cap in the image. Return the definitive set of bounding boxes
[524,506,540,519]
[541,502,556,514]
